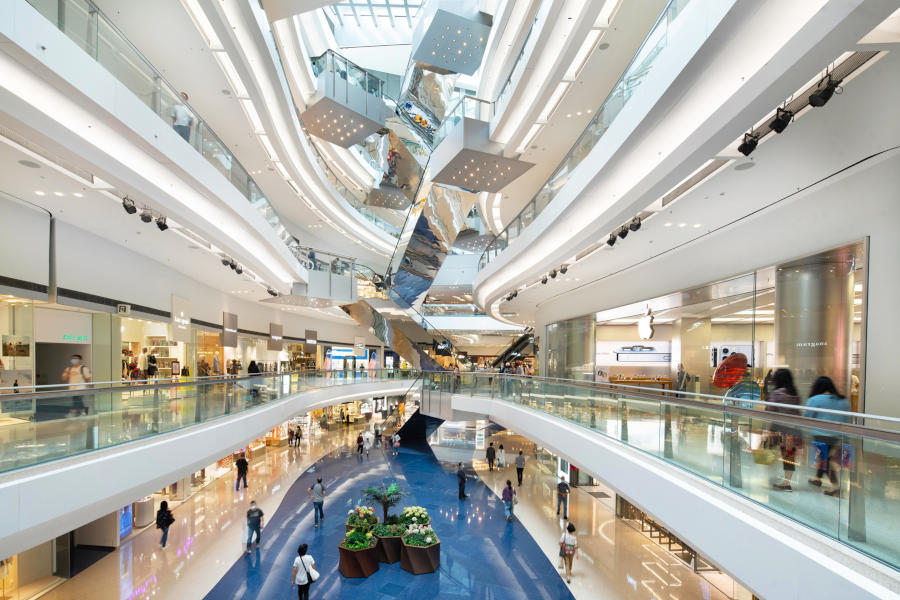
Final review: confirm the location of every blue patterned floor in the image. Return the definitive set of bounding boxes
[204,440,574,599]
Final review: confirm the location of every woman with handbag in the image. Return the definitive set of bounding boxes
[559,522,578,584]
[291,543,318,600]
[765,369,801,491]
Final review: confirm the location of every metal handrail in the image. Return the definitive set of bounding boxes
[448,372,900,427]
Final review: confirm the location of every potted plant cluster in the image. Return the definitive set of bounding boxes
[372,519,406,563]
[400,522,441,574]
[345,505,378,533]
[364,482,406,522]
[338,528,379,578]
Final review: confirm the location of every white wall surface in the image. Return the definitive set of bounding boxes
[450,394,900,600]
[0,379,418,557]
[0,195,49,291]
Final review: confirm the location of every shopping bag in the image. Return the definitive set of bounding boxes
[753,448,777,466]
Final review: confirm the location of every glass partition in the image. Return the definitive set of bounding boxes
[429,371,900,570]
[479,0,690,269]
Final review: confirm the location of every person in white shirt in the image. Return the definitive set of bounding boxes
[62,354,92,416]
[171,92,193,142]
[138,348,149,377]
[291,543,316,599]
[559,522,579,584]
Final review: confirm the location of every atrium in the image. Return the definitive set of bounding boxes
[0,0,898,599]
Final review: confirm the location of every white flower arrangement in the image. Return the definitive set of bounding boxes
[400,506,430,523]
[405,523,435,536]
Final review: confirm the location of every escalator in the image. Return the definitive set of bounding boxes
[492,333,533,368]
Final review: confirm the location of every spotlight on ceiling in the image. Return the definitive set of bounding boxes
[234,263,243,275]
[549,269,557,279]
[559,265,568,275]
[122,197,137,215]
[221,256,232,267]
[737,133,759,156]
[511,290,518,298]
[229,259,237,270]
[140,208,153,223]
[541,275,548,285]
[267,288,278,297]
[155,216,168,231]
[809,76,841,107]
[617,226,629,239]
[606,234,617,247]
[769,107,793,134]
[628,217,642,232]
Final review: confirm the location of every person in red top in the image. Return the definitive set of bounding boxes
[357,433,364,455]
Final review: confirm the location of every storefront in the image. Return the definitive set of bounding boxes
[0,294,36,394]
[545,241,868,409]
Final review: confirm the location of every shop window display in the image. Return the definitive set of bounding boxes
[0,296,35,396]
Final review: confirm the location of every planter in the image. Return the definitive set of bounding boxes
[400,540,440,575]
[375,534,402,564]
[338,544,379,578]
[346,516,379,533]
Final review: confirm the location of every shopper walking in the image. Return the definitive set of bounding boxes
[374,426,382,446]
[515,451,526,486]
[391,432,401,456]
[805,376,851,496]
[235,453,249,491]
[559,522,579,583]
[357,433,364,455]
[246,500,264,553]
[363,432,373,457]
[766,368,801,491]
[288,426,295,448]
[556,475,570,520]
[155,500,174,549]
[170,92,193,141]
[307,477,327,527]
[457,462,468,499]
[291,543,317,600]
[502,479,517,521]
[486,442,496,471]
[497,444,506,469]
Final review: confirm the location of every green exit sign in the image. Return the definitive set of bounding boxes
[62,335,89,342]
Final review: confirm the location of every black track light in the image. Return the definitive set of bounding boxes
[234,263,243,275]
[769,107,793,134]
[606,234,617,247]
[549,269,558,279]
[229,259,237,270]
[122,197,137,215]
[737,133,759,156]
[617,226,629,239]
[809,76,841,107]
[221,256,232,267]
[559,266,567,275]
[512,290,518,298]
[628,216,642,232]
[541,275,548,285]
[267,288,278,297]
[140,208,153,223]
[155,216,168,231]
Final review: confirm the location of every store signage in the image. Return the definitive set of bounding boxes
[268,323,283,351]
[221,312,238,347]
[305,329,317,344]
[116,304,131,315]
[354,336,364,352]
[170,295,191,343]
[637,306,654,340]
[34,307,92,344]
[62,334,89,342]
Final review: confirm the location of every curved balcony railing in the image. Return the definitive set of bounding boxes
[0,369,420,474]
[432,95,496,148]
[25,0,299,250]
[493,0,547,111]
[478,0,690,269]
[425,372,900,570]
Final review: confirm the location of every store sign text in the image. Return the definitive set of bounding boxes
[62,334,89,342]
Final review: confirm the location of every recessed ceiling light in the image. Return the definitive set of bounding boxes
[53,191,64,197]
[693,223,701,228]
[73,192,84,198]
[678,223,686,227]
[663,222,672,227]
[35,190,45,196]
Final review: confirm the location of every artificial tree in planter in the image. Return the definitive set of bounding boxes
[338,529,379,577]
[363,482,406,523]
[372,521,406,563]
[400,523,440,574]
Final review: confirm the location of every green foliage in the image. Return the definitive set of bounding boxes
[346,505,378,532]
[385,515,402,525]
[403,532,439,547]
[399,506,430,525]
[363,482,406,521]
[341,529,375,550]
[373,522,406,537]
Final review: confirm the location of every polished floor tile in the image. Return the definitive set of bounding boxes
[204,441,574,599]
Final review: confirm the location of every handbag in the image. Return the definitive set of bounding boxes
[512,494,518,505]
[301,556,319,583]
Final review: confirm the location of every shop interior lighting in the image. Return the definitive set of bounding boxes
[616,226,629,239]
[541,275,548,285]
[156,216,168,231]
[140,208,153,223]
[628,216,642,232]
[549,269,558,279]
[559,265,568,274]
[221,255,233,267]
[606,233,617,247]
[267,288,278,297]
[234,263,243,274]
[122,197,137,214]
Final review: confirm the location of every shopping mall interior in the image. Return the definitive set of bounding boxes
[0,0,898,598]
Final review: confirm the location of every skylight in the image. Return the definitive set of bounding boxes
[327,0,424,28]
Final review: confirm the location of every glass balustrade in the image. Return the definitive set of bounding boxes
[479,0,691,270]
[24,0,297,251]
[425,372,900,570]
[0,369,419,474]
[432,96,496,148]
